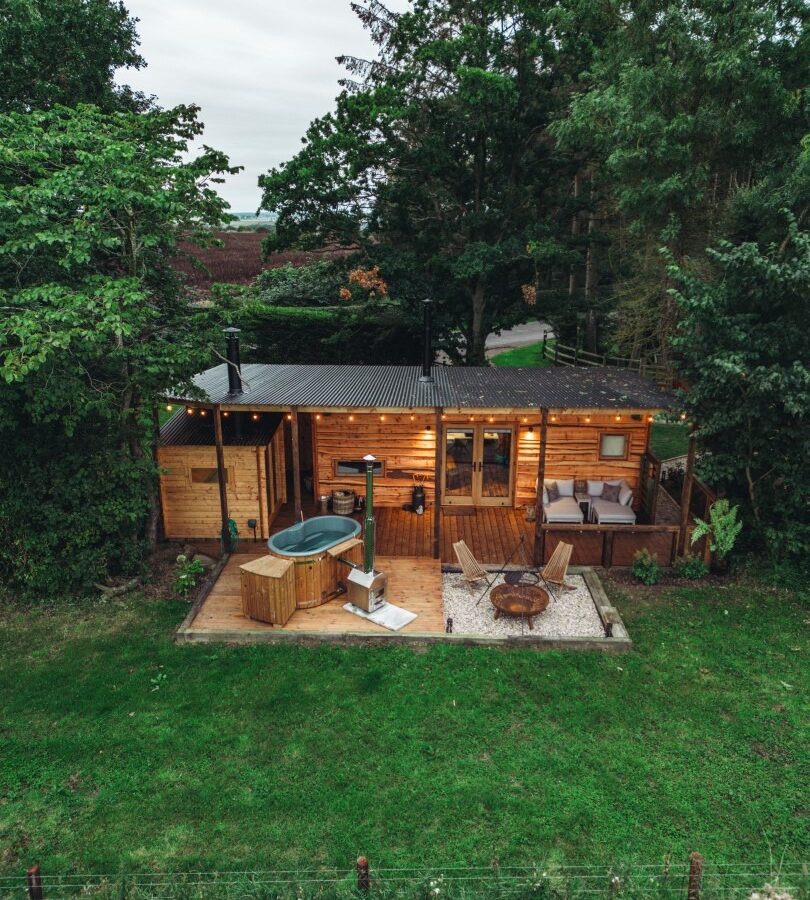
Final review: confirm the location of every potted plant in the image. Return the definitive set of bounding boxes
[690,498,742,574]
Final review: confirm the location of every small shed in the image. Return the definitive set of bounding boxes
[157,410,285,541]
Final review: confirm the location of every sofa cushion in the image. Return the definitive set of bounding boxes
[619,483,633,506]
[591,498,636,524]
[602,482,621,503]
[587,479,604,496]
[546,481,560,503]
[543,496,584,523]
[542,486,549,505]
[556,478,575,497]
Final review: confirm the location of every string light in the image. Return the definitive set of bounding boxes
[441,414,446,421]
[286,413,292,421]
[199,409,207,417]
[680,412,687,420]
[349,415,354,422]
[165,404,173,412]
[550,415,557,422]
[409,415,415,421]
[584,416,591,423]
[615,414,621,422]
[522,416,528,423]
[252,413,260,422]
[380,415,386,422]
[222,411,229,417]
[647,415,654,423]
[488,417,494,423]
[315,414,321,420]
[186,407,194,416]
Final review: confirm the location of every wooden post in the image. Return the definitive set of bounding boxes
[678,430,697,554]
[541,330,548,360]
[601,529,615,569]
[687,852,703,900]
[433,407,442,560]
[290,408,302,520]
[533,408,549,565]
[26,865,43,900]
[356,856,370,891]
[213,406,231,553]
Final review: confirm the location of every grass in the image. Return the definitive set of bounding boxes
[0,575,807,884]
[491,341,554,368]
[650,423,690,460]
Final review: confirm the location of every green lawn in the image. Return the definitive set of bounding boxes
[649,423,690,460]
[0,576,806,883]
[491,340,554,368]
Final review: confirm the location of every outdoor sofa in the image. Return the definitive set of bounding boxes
[587,479,637,524]
[542,479,584,523]
[542,478,637,525]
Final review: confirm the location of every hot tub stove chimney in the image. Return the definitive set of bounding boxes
[346,454,388,612]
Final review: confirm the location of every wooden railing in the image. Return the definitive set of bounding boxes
[639,450,662,524]
[539,523,681,568]
[540,336,672,385]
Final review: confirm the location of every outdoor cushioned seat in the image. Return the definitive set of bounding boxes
[591,496,637,524]
[542,496,584,524]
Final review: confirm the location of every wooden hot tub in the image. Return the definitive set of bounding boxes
[267,515,363,608]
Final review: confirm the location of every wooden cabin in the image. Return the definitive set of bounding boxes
[160,349,684,566]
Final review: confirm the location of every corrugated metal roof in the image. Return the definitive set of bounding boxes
[168,364,675,411]
[160,409,283,446]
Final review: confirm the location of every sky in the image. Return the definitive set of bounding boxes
[119,0,409,211]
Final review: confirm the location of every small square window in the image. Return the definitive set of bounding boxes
[599,433,628,459]
[191,467,228,484]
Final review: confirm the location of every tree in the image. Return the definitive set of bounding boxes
[553,0,809,364]
[0,104,239,595]
[0,0,146,112]
[259,0,608,364]
[669,138,810,558]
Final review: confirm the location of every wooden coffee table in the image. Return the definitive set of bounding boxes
[490,583,549,629]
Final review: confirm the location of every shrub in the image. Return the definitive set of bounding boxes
[691,498,743,560]
[673,552,709,580]
[631,548,661,585]
[173,554,205,598]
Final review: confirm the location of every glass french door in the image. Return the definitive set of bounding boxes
[443,425,514,507]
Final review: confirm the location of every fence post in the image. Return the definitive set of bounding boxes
[542,330,548,359]
[27,866,44,900]
[357,856,370,892]
[554,342,559,364]
[687,852,703,900]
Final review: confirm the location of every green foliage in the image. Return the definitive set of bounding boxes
[259,1,602,363]
[673,553,709,581]
[254,259,355,306]
[691,500,744,561]
[631,549,661,585]
[0,104,238,596]
[670,168,810,559]
[0,576,806,871]
[236,298,421,366]
[0,0,146,112]
[172,554,205,598]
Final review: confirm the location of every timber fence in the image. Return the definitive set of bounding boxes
[7,854,807,899]
[540,335,671,386]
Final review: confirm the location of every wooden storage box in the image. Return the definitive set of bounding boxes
[239,556,296,626]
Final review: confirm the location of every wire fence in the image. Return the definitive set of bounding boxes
[3,855,807,900]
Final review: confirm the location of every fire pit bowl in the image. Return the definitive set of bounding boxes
[490,583,549,630]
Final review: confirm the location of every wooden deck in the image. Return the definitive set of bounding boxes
[181,554,444,639]
[262,499,535,565]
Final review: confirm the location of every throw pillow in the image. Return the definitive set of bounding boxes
[546,481,560,503]
[601,482,621,503]
[619,483,633,506]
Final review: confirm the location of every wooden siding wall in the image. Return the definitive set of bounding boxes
[516,413,650,509]
[314,411,650,510]
[314,413,436,506]
[158,444,274,540]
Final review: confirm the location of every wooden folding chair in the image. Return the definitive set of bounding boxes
[453,540,489,584]
[540,541,574,601]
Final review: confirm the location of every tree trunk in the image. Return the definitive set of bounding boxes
[146,404,163,546]
[469,278,487,366]
[568,174,581,298]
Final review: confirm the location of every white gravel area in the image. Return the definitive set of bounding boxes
[443,572,604,638]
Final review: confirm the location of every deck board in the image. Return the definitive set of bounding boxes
[185,554,444,636]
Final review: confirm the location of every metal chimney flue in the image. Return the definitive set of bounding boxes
[223,326,242,395]
[419,298,434,383]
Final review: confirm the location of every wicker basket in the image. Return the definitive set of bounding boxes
[332,489,356,516]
